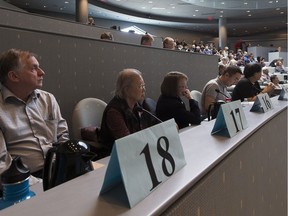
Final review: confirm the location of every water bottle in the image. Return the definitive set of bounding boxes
[0,156,35,210]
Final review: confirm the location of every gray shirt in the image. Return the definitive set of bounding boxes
[201,77,230,115]
[0,86,69,174]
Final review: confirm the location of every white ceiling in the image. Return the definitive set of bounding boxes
[4,0,288,37]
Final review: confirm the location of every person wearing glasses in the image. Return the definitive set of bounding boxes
[156,71,201,129]
[99,68,155,153]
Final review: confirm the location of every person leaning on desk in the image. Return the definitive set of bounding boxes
[0,49,69,186]
[232,63,275,102]
[156,71,201,129]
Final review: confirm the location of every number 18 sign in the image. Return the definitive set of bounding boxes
[211,100,248,138]
[100,119,186,208]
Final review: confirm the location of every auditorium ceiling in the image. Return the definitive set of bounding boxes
[4,0,288,37]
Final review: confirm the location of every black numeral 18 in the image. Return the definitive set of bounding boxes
[140,136,175,191]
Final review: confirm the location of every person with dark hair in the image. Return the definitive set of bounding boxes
[201,65,242,115]
[0,49,69,179]
[232,63,275,102]
[100,32,114,41]
[270,75,281,87]
[156,71,201,129]
[140,34,154,46]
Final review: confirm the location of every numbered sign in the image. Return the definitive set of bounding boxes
[100,119,186,208]
[211,100,248,138]
[278,87,288,101]
[250,93,274,113]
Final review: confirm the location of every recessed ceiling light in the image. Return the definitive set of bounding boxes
[280,11,284,14]
[276,8,280,10]
[152,7,165,10]
[248,14,252,16]
[171,6,175,9]
[148,1,153,3]
[246,10,250,13]
[244,2,248,5]
[43,5,47,8]
[64,1,69,3]
[195,9,199,12]
[268,1,273,3]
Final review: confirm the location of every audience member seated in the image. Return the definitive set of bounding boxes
[257,56,266,68]
[232,63,275,102]
[218,56,229,67]
[275,59,287,74]
[87,16,95,26]
[0,49,69,180]
[260,67,270,83]
[99,69,156,153]
[270,75,281,89]
[244,53,254,65]
[141,34,154,46]
[163,37,176,50]
[156,71,201,129]
[201,65,242,115]
[100,32,114,41]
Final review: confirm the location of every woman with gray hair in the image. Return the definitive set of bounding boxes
[100,68,152,153]
[156,71,201,129]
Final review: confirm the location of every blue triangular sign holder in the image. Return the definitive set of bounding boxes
[278,88,288,101]
[211,107,230,137]
[250,97,264,112]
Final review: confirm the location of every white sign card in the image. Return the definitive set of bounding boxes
[278,87,288,101]
[211,100,248,138]
[250,93,274,113]
[100,119,186,208]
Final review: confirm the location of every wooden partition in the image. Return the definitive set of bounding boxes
[0,7,218,132]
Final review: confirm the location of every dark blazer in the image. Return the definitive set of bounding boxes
[156,95,201,129]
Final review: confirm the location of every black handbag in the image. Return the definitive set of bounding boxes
[207,101,226,121]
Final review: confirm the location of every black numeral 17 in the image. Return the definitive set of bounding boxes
[230,108,244,133]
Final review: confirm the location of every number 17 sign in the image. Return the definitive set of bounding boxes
[211,100,248,138]
[100,119,186,208]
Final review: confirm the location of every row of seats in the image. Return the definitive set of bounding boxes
[72,98,107,150]
[72,93,202,157]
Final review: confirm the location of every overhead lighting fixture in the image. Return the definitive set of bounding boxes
[152,7,165,10]
[64,1,69,3]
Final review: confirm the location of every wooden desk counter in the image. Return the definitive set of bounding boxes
[1,98,287,216]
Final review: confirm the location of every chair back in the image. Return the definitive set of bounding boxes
[190,90,202,110]
[72,98,107,140]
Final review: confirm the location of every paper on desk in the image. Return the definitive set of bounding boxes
[92,161,105,170]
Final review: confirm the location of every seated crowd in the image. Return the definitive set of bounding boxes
[0,46,284,191]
